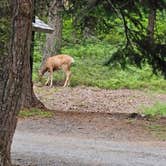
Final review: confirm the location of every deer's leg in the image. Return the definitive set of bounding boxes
[45,74,50,86]
[62,65,71,87]
[63,71,71,87]
[49,70,53,87]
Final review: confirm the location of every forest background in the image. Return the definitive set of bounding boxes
[33,0,166,91]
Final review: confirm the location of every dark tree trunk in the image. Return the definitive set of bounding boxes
[20,47,44,109]
[147,0,157,43]
[20,30,45,109]
[42,0,63,67]
[21,0,45,109]
[0,0,33,165]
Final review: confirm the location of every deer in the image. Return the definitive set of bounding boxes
[39,54,74,87]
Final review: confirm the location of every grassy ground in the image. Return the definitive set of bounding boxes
[32,42,166,117]
[33,42,166,92]
[143,103,166,117]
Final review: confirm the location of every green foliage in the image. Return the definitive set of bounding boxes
[143,103,166,117]
[106,9,166,77]
[155,10,166,44]
[62,19,78,44]
[33,41,166,92]
[33,2,166,91]
[33,33,46,62]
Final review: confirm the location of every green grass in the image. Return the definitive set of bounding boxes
[143,102,166,117]
[19,108,54,118]
[33,42,166,92]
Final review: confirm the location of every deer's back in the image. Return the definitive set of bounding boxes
[45,54,74,70]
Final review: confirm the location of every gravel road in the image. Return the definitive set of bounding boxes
[12,111,166,166]
[12,131,166,166]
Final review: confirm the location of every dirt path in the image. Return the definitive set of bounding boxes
[34,85,166,114]
[12,86,166,165]
[12,112,166,166]
[12,131,166,166]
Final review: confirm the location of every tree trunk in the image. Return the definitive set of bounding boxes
[0,0,33,165]
[21,0,45,109]
[20,30,45,109]
[42,0,63,67]
[147,0,157,44]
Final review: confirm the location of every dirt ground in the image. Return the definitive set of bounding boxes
[33,84,166,141]
[12,111,166,166]
[34,85,166,114]
[32,84,166,142]
[17,111,166,142]
[12,85,166,165]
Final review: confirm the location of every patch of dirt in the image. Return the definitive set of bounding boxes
[32,85,166,141]
[34,85,166,114]
[17,111,166,142]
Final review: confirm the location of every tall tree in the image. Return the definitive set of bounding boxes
[42,0,64,67]
[146,0,157,43]
[0,0,33,165]
[21,0,44,108]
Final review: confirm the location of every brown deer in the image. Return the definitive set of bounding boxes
[39,54,74,87]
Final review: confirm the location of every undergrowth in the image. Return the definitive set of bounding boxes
[33,42,166,92]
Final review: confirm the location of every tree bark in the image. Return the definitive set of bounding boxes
[42,0,63,67]
[0,0,33,165]
[147,0,157,44]
[20,30,45,109]
[21,0,45,109]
